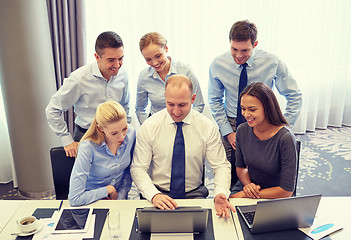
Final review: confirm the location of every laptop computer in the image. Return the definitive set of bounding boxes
[136,206,209,233]
[236,194,322,233]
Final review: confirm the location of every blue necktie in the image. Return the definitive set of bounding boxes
[169,122,185,199]
[236,63,248,128]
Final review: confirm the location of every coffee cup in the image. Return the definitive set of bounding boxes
[17,216,38,233]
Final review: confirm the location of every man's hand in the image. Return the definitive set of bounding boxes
[226,132,236,150]
[214,193,235,218]
[106,185,118,200]
[151,193,178,210]
[64,142,79,157]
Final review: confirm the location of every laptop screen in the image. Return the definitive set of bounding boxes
[237,194,322,233]
[136,207,209,233]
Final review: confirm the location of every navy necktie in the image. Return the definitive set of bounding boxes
[169,122,185,199]
[236,63,248,128]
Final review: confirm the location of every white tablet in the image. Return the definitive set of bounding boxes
[52,207,93,234]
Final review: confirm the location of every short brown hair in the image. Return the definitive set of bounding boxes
[95,31,123,56]
[229,20,257,45]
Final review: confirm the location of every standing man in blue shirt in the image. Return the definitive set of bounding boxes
[208,20,302,190]
[46,31,130,158]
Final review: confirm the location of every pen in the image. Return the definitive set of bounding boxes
[58,200,63,211]
[135,215,138,232]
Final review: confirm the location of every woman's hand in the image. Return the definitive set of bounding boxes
[106,185,118,200]
[243,183,261,198]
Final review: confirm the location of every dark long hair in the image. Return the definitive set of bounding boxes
[240,82,288,126]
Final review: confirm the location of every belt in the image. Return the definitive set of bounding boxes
[156,185,203,194]
[76,124,88,133]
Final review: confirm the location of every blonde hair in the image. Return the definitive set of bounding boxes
[80,101,127,145]
[139,32,167,52]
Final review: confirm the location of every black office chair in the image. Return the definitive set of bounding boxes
[292,140,301,197]
[50,147,75,200]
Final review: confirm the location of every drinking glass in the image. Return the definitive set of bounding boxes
[108,210,121,239]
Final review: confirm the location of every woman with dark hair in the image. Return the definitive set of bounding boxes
[230,82,297,199]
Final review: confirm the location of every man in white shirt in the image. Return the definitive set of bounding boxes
[131,74,234,218]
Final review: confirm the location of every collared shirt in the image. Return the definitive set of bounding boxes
[130,109,231,201]
[208,49,302,136]
[45,62,130,146]
[68,125,136,206]
[135,58,205,124]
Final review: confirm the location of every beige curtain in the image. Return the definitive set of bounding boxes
[85,0,351,133]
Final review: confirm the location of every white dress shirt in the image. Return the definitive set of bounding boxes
[131,108,231,201]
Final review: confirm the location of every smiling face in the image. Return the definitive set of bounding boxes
[141,43,170,74]
[95,47,124,80]
[165,83,195,122]
[240,94,268,128]
[98,118,128,146]
[230,39,257,65]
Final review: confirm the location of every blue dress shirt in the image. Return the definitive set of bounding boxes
[68,125,135,206]
[135,58,205,124]
[46,62,131,146]
[208,49,302,136]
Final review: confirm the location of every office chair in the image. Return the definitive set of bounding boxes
[292,140,301,197]
[50,147,75,200]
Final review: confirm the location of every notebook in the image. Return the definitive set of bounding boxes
[136,206,209,233]
[236,194,322,234]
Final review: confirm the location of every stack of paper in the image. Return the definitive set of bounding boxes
[32,212,96,240]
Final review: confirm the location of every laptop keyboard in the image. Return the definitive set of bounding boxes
[243,211,255,225]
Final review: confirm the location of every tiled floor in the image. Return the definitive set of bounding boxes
[0,182,26,200]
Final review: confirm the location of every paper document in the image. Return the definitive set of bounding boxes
[299,217,343,240]
[33,214,95,240]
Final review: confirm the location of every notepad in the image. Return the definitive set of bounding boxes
[299,217,343,240]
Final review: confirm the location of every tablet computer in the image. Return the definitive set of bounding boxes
[52,207,93,234]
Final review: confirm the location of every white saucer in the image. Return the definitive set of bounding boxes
[17,220,43,236]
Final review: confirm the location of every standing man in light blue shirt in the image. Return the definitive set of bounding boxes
[46,31,130,158]
[208,20,302,190]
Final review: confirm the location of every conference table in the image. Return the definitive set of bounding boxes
[0,197,349,239]
[0,200,24,234]
[230,197,351,240]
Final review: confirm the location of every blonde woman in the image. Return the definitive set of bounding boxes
[69,101,135,206]
[135,32,204,124]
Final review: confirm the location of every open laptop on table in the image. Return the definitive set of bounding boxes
[236,194,322,234]
[136,206,209,233]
